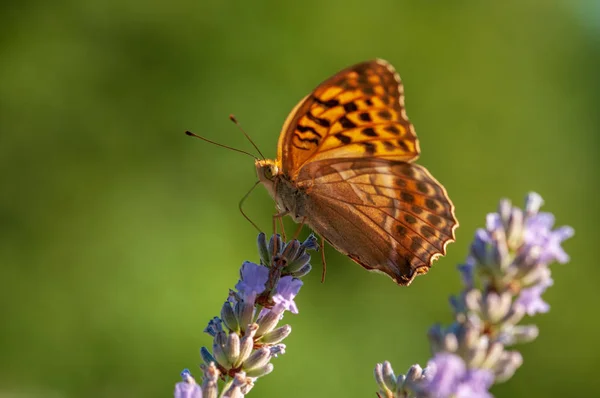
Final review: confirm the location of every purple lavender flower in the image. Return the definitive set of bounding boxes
[374,193,573,398]
[176,233,317,397]
[272,276,303,314]
[235,261,270,301]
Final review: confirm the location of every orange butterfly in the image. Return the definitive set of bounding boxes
[256,59,458,286]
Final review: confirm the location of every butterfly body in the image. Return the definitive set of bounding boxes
[256,59,458,286]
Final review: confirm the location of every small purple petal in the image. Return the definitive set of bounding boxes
[301,234,319,251]
[486,213,502,232]
[455,368,494,398]
[458,263,475,289]
[423,354,494,398]
[524,214,574,265]
[269,344,286,357]
[204,317,223,337]
[272,276,303,314]
[175,370,202,398]
[516,279,554,315]
[423,353,466,397]
[471,230,490,263]
[235,262,269,299]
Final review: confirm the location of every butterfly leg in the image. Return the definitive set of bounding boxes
[278,217,286,241]
[273,210,289,240]
[320,235,327,283]
[271,209,289,257]
[291,216,306,242]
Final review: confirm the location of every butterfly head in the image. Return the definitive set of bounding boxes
[255,159,280,196]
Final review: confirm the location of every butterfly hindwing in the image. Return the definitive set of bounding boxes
[297,158,457,285]
[278,59,420,177]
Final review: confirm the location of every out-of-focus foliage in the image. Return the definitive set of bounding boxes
[0,1,597,397]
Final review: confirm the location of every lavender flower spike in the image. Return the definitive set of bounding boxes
[375,193,573,397]
[175,233,318,397]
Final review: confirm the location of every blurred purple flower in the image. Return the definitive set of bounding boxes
[524,213,574,265]
[423,353,493,398]
[515,278,554,315]
[374,193,573,398]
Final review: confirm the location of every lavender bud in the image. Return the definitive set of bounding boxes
[212,331,229,367]
[405,364,424,383]
[257,232,270,266]
[200,347,216,365]
[268,234,283,262]
[502,325,539,345]
[224,372,254,397]
[493,351,523,382]
[374,362,393,394]
[480,341,505,369]
[243,347,271,371]
[506,208,524,249]
[260,324,292,345]
[482,291,512,324]
[462,323,483,349]
[200,362,220,398]
[285,253,311,273]
[224,332,240,365]
[235,324,257,368]
[204,317,223,337]
[221,301,239,332]
[290,263,312,278]
[464,289,482,313]
[498,199,512,228]
[221,375,244,398]
[281,240,300,261]
[501,303,526,327]
[520,264,551,287]
[467,336,488,366]
[427,324,445,353]
[525,192,544,216]
[442,332,459,352]
[245,363,274,378]
[236,300,255,334]
[381,361,398,392]
[256,309,281,336]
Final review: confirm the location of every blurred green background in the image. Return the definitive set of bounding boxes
[1,0,598,397]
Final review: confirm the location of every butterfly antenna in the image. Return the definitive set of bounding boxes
[185,131,258,160]
[239,181,262,233]
[229,115,266,160]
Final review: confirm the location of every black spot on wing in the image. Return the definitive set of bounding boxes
[306,111,330,128]
[339,115,357,129]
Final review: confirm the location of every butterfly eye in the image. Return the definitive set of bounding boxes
[264,165,275,180]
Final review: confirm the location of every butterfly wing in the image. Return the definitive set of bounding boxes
[278,59,420,177]
[297,158,458,286]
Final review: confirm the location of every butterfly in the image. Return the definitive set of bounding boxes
[256,59,458,286]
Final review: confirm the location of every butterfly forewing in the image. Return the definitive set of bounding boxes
[279,60,420,178]
[297,158,457,285]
